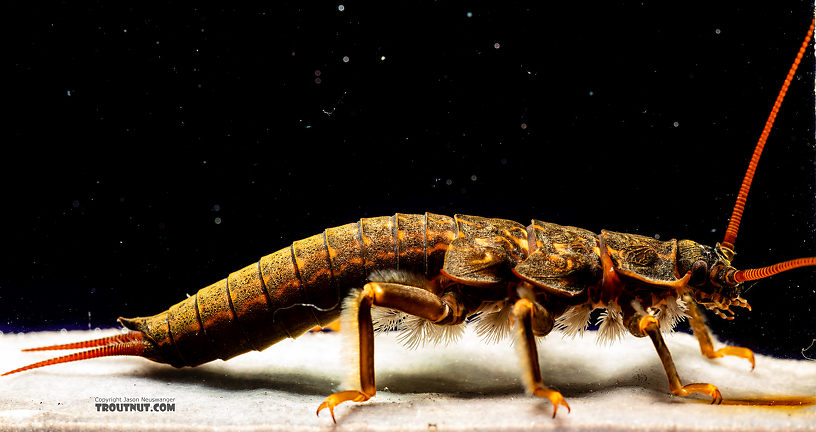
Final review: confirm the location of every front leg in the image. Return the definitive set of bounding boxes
[682,293,755,369]
[625,303,722,404]
[511,298,569,418]
[316,279,456,422]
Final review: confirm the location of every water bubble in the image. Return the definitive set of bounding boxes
[338,4,344,11]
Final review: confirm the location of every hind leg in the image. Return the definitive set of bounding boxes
[316,279,464,422]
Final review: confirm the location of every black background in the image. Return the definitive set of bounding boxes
[5,2,815,360]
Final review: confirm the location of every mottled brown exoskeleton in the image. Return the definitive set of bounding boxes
[5,17,816,424]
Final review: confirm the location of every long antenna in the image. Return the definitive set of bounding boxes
[733,257,816,282]
[720,17,815,260]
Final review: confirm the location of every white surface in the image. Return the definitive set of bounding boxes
[1,328,815,431]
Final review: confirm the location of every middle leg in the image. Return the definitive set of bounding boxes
[511,297,569,417]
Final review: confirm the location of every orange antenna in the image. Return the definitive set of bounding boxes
[720,17,815,259]
[733,257,816,283]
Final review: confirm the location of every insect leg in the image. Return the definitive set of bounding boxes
[315,287,376,423]
[625,304,722,404]
[681,293,755,369]
[316,280,455,423]
[511,298,569,418]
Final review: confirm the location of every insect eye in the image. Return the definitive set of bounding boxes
[689,259,709,286]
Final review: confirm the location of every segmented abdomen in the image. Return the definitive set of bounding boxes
[120,213,456,367]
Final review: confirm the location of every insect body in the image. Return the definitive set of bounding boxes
[5,17,816,424]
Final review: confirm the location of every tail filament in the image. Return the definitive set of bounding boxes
[3,331,145,376]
